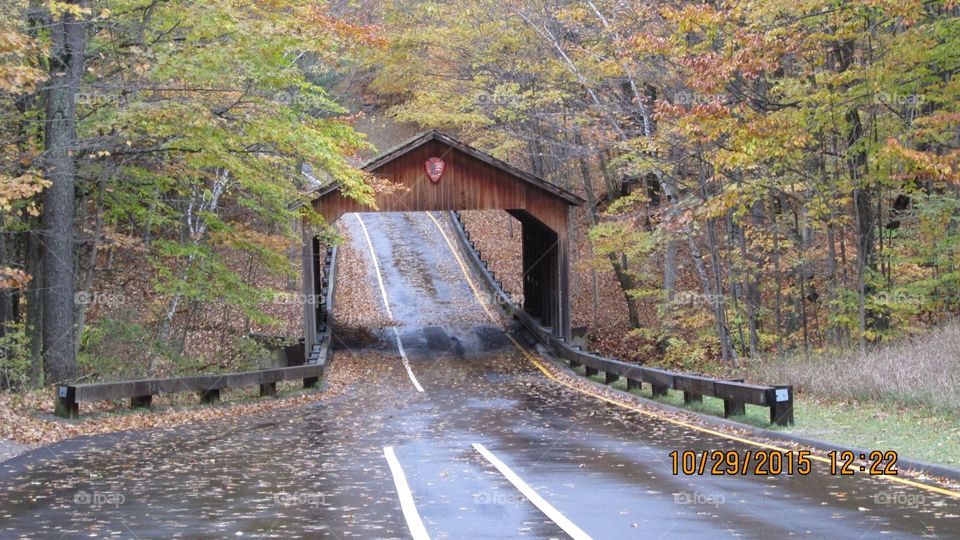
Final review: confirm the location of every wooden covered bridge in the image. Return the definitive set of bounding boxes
[301,130,584,351]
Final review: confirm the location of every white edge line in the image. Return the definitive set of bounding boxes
[384,446,431,540]
[472,442,593,540]
[393,326,425,393]
[355,214,424,393]
[354,214,393,320]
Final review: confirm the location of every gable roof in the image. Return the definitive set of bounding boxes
[309,130,584,206]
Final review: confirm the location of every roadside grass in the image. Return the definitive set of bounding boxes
[747,322,960,416]
[787,397,960,467]
[569,365,960,468]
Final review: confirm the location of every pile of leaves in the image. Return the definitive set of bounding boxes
[331,223,394,347]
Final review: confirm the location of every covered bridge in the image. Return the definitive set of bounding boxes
[301,130,583,351]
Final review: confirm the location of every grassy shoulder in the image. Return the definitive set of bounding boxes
[571,365,960,469]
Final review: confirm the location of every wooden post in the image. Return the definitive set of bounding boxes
[130,395,152,409]
[55,386,78,419]
[301,224,317,353]
[652,384,669,397]
[627,379,641,391]
[605,372,619,385]
[585,366,599,377]
[723,399,745,417]
[558,225,571,341]
[259,382,277,397]
[549,230,560,338]
[521,218,541,325]
[683,392,702,405]
[313,236,324,334]
[560,207,574,341]
[770,385,794,426]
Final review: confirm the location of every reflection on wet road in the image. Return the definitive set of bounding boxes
[1,212,959,539]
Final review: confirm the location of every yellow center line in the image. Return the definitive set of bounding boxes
[425,211,960,499]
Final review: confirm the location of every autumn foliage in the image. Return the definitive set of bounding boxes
[369,0,960,365]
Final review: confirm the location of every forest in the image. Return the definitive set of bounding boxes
[0,0,958,394]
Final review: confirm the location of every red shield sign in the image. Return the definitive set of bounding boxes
[425,157,445,183]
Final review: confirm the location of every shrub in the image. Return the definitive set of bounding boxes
[0,323,31,390]
[78,318,188,380]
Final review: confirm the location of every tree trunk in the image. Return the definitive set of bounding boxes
[75,160,109,354]
[0,213,13,337]
[737,219,760,358]
[25,230,42,386]
[41,1,87,383]
[770,195,784,352]
[575,132,642,329]
[694,148,738,365]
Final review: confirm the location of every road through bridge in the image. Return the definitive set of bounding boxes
[1,210,958,538]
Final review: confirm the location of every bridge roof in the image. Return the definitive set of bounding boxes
[309,130,584,206]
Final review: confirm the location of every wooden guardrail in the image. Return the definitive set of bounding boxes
[447,211,794,426]
[55,245,338,419]
[55,364,326,418]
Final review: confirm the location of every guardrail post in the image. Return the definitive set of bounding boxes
[585,366,599,377]
[55,386,79,419]
[770,385,794,426]
[651,384,669,397]
[683,392,702,404]
[626,379,641,391]
[130,395,152,409]
[604,372,619,385]
[723,399,745,417]
[259,382,277,397]
[200,389,221,404]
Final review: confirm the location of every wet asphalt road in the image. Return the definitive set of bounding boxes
[2,212,960,539]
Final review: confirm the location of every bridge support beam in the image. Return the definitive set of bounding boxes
[559,223,571,343]
[512,210,571,341]
[302,227,321,357]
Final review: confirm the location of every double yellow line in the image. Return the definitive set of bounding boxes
[425,212,960,499]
